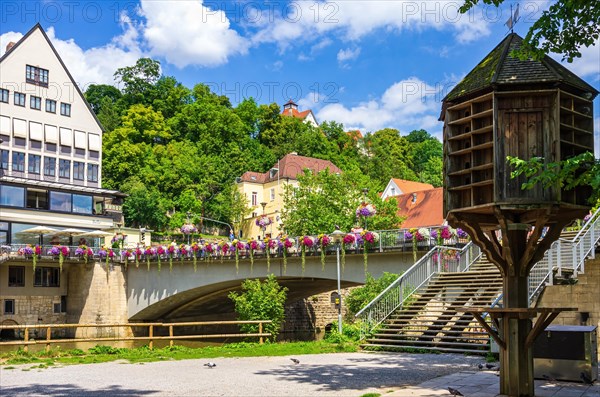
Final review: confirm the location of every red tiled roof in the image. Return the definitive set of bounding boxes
[347,130,363,140]
[394,187,444,229]
[239,153,342,183]
[282,107,313,121]
[392,179,434,195]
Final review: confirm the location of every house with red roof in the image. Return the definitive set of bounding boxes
[236,153,341,238]
[394,187,444,229]
[381,178,434,200]
[281,99,318,127]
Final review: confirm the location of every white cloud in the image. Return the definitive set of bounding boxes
[316,77,443,138]
[557,39,600,81]
[337,47,361,63]
[139,0,248,68]
[251,1,491,50]
[1,21,142,87]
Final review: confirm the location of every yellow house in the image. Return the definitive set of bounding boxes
[236,153,341,239]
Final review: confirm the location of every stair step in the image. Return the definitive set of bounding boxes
[362,343,489,354]
[372,333,489,342]
[366,338,488,348]
[377,328,487,336]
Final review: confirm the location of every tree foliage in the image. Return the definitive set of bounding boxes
[345,272,399,318]
[92,58,442,233]
[507,152,600,204]
[228,275,288,341]
[281,169,403,236]
[460,0,600,62]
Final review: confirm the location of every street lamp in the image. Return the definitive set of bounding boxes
[331,228,346,334]
[362,188,369,229]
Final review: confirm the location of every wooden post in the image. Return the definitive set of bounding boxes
[259,322,263,344]
[46,326,51,353]
[24,327,29,352]
[149,325,154,350]
[169,325,173,347]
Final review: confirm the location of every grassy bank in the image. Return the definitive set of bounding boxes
[0,340,359,368]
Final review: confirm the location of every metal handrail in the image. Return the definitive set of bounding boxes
[355,241,480,337]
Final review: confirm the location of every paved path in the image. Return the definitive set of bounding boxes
[0,352,481,396]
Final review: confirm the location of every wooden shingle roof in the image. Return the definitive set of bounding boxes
[444,33,598,102]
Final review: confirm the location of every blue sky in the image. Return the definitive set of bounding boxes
[1,0,598,152]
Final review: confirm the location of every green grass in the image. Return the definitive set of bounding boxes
[0,340,359,368]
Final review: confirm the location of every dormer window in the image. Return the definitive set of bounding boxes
[26,65,49,87]
[250,176,256,181]
[270,168,279,178]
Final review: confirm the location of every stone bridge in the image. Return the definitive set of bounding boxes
[127,250,420,322]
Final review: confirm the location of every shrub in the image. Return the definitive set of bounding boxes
[229,274,288,341]
[345,272,399,318]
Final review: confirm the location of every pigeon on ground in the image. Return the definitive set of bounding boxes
[485,363,496,369]
[477,363,484,370]
[204,362,216,368]
[447,386,464,396]
[581,372,594,385]
[290,358,300,365]
[542,374,556,382]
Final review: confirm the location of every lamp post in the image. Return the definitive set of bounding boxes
[260,202,267,238]
[331,228,345,334]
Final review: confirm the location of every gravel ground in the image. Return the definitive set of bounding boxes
[0,352,481,396]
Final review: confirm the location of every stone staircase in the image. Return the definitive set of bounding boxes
[362,226,597,355]
[364,257,501,354]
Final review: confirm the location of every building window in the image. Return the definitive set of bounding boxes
[45,99,56,113]
[73,161,85,180]
[30,95,41,110]
[28,154,41,174]
[59,159,70,178]
[0,150,8,169]
[3,300,15,315]
[8,266,25,287]
[27,188,48,209]
[60,103,71,117]
[0,185,25,207]
[12,151,25,171]
[251,192,258,206]
[87,163,98,182]
[0,88,8,103]
[50,191,72,212]
[26,65,49,87]
[72,194,92,214]
[44,157,56,176]
[34,267,60,287]
[14,92,25,107]
[270,188,275,201]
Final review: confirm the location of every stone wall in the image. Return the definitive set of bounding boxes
[535,255,600,360]
[281,288,353,340]
[66,261,129,337]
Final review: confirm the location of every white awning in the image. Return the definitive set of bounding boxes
[45,124,58,143]
[88,133,101,151]
[59,127,72,146]
[13,118,26,138]
[74,130,86,149]
[29,122,43,141]
[0,116,10,135]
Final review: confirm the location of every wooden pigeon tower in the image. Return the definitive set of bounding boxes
[441,33,598,396]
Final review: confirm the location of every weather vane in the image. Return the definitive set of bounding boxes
[505,3,520,34]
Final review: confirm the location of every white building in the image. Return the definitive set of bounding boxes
[0,24,124,328]
[281,99,319,127]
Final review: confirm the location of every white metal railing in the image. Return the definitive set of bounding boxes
[355,241,481,336]
[528,207,600,304]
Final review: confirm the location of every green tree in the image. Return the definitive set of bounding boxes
[121,178,169,229]
[228,275,288,341]
[114,58,161,97]
[281,168,401,235]
[363,128,417,185]
[345,272,399,318]
[85,84,122,114]
[460,0,600,62]
[508,152,600,204]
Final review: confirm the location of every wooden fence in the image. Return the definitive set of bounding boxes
[0,320,272,352]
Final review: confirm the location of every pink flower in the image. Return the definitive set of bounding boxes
[343,234,356,244]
